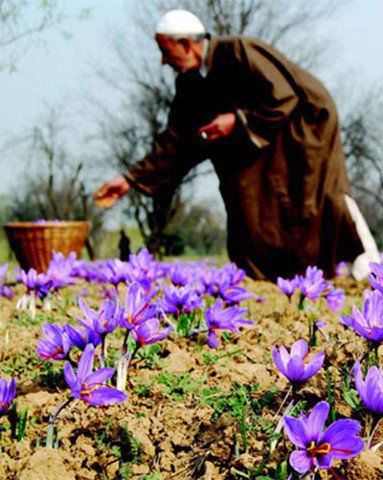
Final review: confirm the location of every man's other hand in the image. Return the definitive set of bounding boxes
[93,175,131,209]
[198,113,236,141]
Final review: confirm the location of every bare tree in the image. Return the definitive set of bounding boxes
[341,87,383,246]
[6,107,105,258]
[0,1,91,72]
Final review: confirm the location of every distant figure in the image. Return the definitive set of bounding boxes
[118,229,131,261]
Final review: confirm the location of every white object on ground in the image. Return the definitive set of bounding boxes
[345,194,381,281]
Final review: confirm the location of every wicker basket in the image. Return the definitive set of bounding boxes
[3,221,91,272]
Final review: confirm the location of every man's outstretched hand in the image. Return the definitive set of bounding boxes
[93,175,131,209]
[198,113,236,141]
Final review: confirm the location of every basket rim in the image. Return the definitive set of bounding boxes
[3,221,91,229]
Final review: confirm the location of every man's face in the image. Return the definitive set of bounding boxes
[155,34,199,73]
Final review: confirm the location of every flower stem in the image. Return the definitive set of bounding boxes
[46,397,74,448]
[121,329,131,356]
[298,293,305,311]
[116,343,140,391]
[269,398,295,454]
[273,385,293,420]
[368,416,383,449]
[329,467,342,480]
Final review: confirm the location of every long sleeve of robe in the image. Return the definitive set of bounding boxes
[124,36,364,281]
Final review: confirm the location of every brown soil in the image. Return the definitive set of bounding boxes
[0,277,382,479]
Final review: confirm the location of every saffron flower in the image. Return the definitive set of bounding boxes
[18,268,51,299]
[272,339,325,384]
[217,283,253,305]
[353,360,383,415]
[47,252,76,290]
[369,262,383,294]
[325,288,345,312]
[158,285,202,317]
[205,299,253,348]
[64,344,127,406]
[0,284,14,300]
[121,282,157,329]
[336,261,351,277]
[0,264,14,299]
[168,263,194,286]
[36,323,71,361]
[126,249,167,288]
[340,290,383,343]
[298,266,328,300]
[0,378,16,414]
[131,318,173,346]
[99,259,130,286]
[64,324,102,350]
[277,276,299,300]
[77,297,121,336]
[284,401,364,474]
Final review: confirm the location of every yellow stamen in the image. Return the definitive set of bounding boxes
[316,442,331,455]
[307,440,316,452]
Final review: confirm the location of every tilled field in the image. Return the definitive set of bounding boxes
[0,275,382,480]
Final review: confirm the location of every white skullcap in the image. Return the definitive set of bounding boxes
[155,10,205,37]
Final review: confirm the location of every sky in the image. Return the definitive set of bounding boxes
[0,0,383,204]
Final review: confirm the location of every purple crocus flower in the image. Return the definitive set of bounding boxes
[0,378,16,414]
[64,324,102,350]
[168,263,194,287]
[272,339,325,384]
[284,401,364,474]
[157,285,202,317]
[205,299,253,348]
[217,283,253,305]
[340,290,383,344]
[369,262,383,294]
[99,259,130,286]
[222,263,247,285]
[0,264,14,299]
[36,323,72,361]
[77,297,121,336]
[353,360,383,415]
[298,266,328,300]
[0,285,14,300]
[64,344,127,405]
[131,318,173,346]
[0,263,9,280]
[277,276,299,300]
[325,288,345,312]
[336,261,351,277]
[47,252,76,290]
[121,282,157,329]
[126,249,167,289]
[18,268,52,299]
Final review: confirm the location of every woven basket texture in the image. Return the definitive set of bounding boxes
[4,221,90,272]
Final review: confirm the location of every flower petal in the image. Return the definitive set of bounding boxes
[289,449,312,474]
[290,339,308,359]
[86,367,115,385]
[284,417,308,448]
[77,344,95,382]
[84,387,127,406]
[305,401,329,441]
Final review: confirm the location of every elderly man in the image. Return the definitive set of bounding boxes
[94,10,380,282]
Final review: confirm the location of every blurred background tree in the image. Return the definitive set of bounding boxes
[0,0,91,73]
[4,107,104,259]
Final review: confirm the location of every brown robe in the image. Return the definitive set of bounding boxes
[124,35,364,281]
